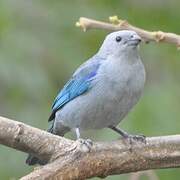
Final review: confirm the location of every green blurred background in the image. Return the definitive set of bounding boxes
[0,0,179,179]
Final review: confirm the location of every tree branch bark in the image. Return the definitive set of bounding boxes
[76,16,180,49]
[0,116,180,179]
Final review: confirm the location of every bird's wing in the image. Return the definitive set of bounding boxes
[48,59,101,122]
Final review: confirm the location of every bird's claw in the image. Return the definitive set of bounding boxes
[77,138,93,152]
[125,134,146,144]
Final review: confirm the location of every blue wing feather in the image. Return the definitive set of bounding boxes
[48,60,101,121]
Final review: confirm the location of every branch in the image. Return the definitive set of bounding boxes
[76,16,180,49]
[1,116,180,179]
[0,116,74,163]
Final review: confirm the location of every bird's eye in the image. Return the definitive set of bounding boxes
[116,36,122,42]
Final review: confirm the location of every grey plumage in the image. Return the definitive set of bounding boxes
[26,30,146,165]
[54,30,145,134]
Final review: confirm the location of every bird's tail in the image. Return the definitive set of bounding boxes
[26,121,70,165]
[26,121,55,166]
[26,154,46,166]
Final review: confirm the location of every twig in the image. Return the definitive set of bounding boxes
[1,116,180,179]
[76,16,180,49]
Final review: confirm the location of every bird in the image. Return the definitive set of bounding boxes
[26,30,146,165]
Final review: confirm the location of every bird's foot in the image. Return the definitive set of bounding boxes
[109,126,146,144]
[77,138,93,152]
[124,134,146,144]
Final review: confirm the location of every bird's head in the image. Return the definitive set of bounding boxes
[98,30,141,58]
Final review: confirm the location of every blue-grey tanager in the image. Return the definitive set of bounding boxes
[26,30,146,165]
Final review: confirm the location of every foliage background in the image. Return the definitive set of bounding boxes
[0,0,179,179]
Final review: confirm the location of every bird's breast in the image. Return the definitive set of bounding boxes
[56,58,145,130]
[83,59,145,128]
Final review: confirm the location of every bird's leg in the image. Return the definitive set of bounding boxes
[75,127,81,139]
[75,128,93,152]
[109,126,146,144]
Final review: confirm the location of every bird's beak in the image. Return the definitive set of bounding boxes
[128,34,142,46]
